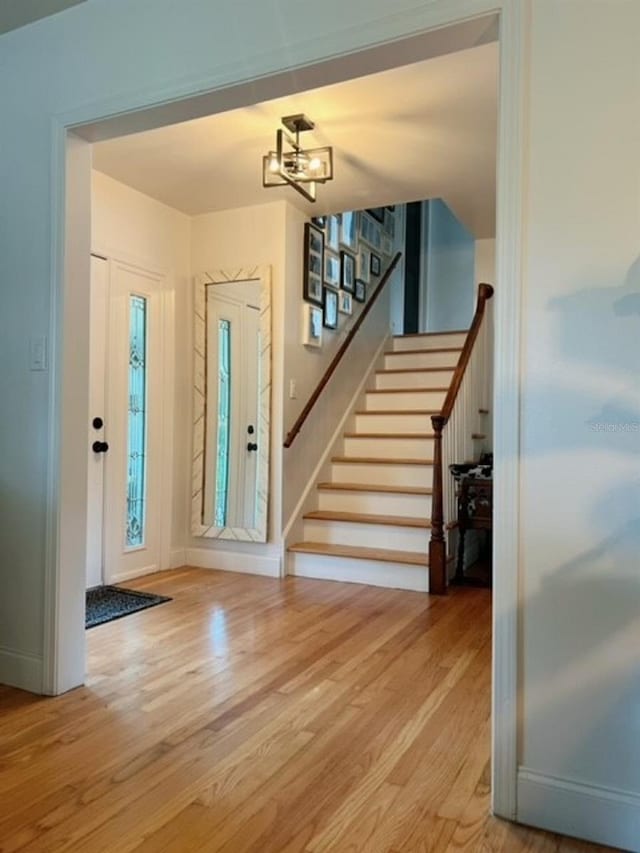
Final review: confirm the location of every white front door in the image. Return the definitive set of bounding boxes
[86,256,165,587]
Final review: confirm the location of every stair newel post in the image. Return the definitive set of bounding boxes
[429,414,447,595]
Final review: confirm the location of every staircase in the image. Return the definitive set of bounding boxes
[288,330,468,591]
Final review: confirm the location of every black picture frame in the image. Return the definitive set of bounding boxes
[366,207,385,223]
[354,279,366,303]
[370,253,381,277]
[323,287,338,329]
[312,215,327,228]
[340,250,356,293]
[303,222,324,306]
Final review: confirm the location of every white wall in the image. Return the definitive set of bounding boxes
[281,205,394,527]
[422,198,475,331]
[1,1,639,848]
[516,3,640,847]
[475,238,496,284]
[91,171,191,558]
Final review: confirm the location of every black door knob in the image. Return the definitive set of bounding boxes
[92,417,104,430]
[247,425,255,435]
[92,441,109,454]
[247,442,258,452]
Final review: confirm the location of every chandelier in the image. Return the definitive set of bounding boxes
[262,114,334,203]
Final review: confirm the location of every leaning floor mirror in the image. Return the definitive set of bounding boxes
[192,266,271,542]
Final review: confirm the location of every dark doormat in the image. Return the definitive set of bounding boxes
[86,585,171,629]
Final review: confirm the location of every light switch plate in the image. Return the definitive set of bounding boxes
[29,336,48,371]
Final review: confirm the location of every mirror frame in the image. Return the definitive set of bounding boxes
[191,265,271,542]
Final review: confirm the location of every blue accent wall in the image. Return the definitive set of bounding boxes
[423,199,475,331]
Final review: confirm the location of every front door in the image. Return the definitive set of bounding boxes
[86,256,165,587]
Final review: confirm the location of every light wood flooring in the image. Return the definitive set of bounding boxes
[0,568,615,852]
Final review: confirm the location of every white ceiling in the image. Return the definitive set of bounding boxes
[0,0,85,35]
[93,42,498,238]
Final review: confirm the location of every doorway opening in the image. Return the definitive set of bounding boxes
[52,3,524,826]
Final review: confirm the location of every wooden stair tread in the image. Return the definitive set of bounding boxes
[317,481,432,495]
[376,367,455,375]
[305,510,431,529]
[385,346,463,355]
[392,330,467,339]
[355,409,440,416]
[288,541,429,566]
[344,431,435,439]
[367,387,450,394]
[332,455,434,465]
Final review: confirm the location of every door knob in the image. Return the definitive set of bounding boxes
[92,416,104,430]
[247,442,258,452]
[92,441,109,454]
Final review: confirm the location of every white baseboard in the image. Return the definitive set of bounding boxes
[185,547,281,578]
[108,563,160,584]
[282,332,390,545]
[517,768,640,852]
[0,646,43,693]
[170,548,187,569]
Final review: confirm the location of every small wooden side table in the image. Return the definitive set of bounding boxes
[454,476,493,587]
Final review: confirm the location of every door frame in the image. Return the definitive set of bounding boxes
[46,0,526,822]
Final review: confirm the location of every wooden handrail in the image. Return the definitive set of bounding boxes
[441,283,494,420]
[429,283,494,594]
[283,252,402,448]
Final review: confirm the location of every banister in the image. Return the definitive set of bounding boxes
[441,283,494,421]
[283,251,402,449]
[429,282,494,594]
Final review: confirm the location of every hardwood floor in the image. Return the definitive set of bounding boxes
[0,568,614,852]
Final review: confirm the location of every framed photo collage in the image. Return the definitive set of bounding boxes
[302,207,396,347]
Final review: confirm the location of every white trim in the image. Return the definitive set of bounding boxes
[109,563,160,585]
[517,768,640,852]
[491,0,527,821]
[281,332,390,543]
[185,547,281,578]
[0,647,43,695]
[43,119,67,698]
[159,285,176,572]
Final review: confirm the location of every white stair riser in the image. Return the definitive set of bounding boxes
[331,462,432,487]
[304,519,429,552]
[375,371,452,390]
[288,552,429,592]
[366,390,447,410]
[344,435,434,458]
[384,351,460,370]
[355,412,434,433]
[392,333,466,351]
[318,489,431,516]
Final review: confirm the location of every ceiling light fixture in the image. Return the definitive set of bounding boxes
[262,114,334,203]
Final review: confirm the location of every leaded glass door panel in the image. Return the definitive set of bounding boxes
[103,260,164,583]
